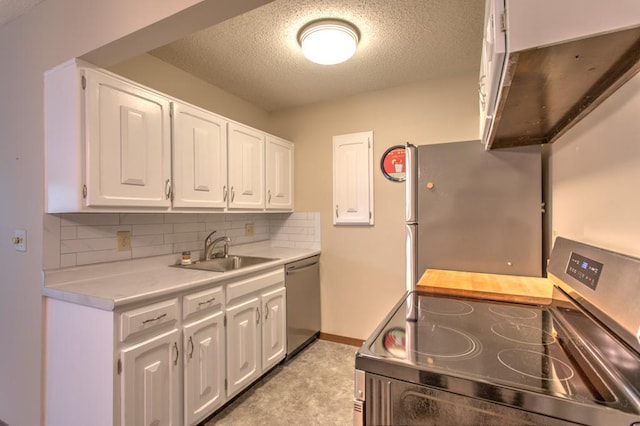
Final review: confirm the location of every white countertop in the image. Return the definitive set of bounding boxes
[43,242,320,311]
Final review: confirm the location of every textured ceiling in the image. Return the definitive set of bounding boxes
[0,0,42,26]
[150,0,485,112]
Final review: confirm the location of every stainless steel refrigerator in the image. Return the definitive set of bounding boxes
[405,140,542,291]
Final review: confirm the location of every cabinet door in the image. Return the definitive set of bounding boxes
[333,131,374,225]
[183,311,226,426]
[120,328,180,426]
[261,287,286,371]
[479,0,506,144]
[226,297,261,397]
[228,123,264,210]
[172,102,228,209]
[266,136,294,211]
[85,69,171,208]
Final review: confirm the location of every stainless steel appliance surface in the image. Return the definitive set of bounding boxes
[355,238,640,425]
[405,140,542,291]
[285,255,320,359]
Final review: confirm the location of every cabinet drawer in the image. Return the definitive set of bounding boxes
[120,298,179,342]
[183,286,224,320]
[226,268,284,305]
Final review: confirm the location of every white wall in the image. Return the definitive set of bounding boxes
[109,54,272,132]
[0,1,272,424]
[549,72,640,258]
[270,75,479,339]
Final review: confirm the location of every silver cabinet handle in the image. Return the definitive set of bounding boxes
[264,303,269,320]
[164,179,172,200]
[142,313,167,324]
[187,336,194,359]
[255,307,260,324]
[198,296,216,306]
[172,342,179,365]
[335,205,339,218]
[223,185,228,201]
[231,186,235,202]
[268,189,272,204]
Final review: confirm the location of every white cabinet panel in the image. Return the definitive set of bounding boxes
[183,311,225,426]
[228,123,264,210]
[226,297,261,397]
[266,136,294,211]
[172,102,228,209]
[333,131,374,225]
[261,287,286,371]
[120,328,180,426]
[85,69,171,208]
[45,60,294,213]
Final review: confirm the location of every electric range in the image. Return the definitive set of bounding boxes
[354,238,640,425]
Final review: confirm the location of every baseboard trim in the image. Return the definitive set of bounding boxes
[319,332,364,347]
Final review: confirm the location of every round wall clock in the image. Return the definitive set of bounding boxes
[380,145,406,182]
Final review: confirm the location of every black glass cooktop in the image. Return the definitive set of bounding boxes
[357,290,640,412]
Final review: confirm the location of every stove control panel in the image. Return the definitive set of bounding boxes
[566,252,603,290]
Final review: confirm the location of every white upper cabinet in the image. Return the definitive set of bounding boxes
[172,102,228,209]
[333,131,374,225]
[478,0,505,145]
[266,136,294,211]
[85,70,172,208]
[45,60,172,212]
[45,59,293,213]
[46,60,172,212]
[228,123,265,210]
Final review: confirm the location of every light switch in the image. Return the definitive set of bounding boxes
[13,229,26,252]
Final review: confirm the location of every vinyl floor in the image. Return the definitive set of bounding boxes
[204,339,357,426]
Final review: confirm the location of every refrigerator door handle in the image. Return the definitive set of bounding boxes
[406,223,418,292]
[405,143,418,223]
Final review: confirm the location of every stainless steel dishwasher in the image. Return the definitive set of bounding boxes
[285,255,320,359]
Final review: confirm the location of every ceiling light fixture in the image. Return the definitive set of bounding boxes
[298,19,360,65]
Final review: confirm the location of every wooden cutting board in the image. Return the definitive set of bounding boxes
[417,269,554,304]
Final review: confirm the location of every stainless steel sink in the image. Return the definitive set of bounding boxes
[174,255,277,272]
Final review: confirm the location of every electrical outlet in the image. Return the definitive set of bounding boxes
[13,229,26,252]
[245,223,255,237]
[117,231,131,251]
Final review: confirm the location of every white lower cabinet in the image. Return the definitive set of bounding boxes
[182,286,226,426]
[261,287,286,371]
[45,267,289,426]
[225,268,287,399]
[226,297,261,397]
[120,328,181,426]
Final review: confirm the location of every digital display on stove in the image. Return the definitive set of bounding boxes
[566,251,603,290]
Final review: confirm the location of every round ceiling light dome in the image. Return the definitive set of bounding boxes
[298,19,360,65]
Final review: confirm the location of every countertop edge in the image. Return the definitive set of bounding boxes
[43,244,320,311]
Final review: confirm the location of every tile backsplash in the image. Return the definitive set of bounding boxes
[43,212,320,269]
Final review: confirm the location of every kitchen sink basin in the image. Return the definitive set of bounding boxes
[174,255,277,272]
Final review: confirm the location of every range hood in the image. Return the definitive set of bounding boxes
[482,1,640,150]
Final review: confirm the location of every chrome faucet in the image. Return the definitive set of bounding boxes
[204,230,232,260]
